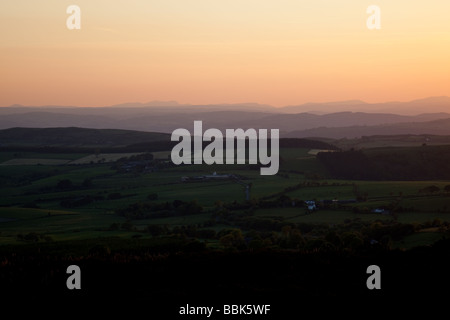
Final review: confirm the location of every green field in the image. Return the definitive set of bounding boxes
[254,207,392,223]
[1,145,449,250]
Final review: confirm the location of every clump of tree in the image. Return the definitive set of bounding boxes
[318,145,450,180]
[16,232,53,242]
[146,224,169,236]
[419,185,440,194]
[45,178,94,193]
[218,229,246,250]
[112,153,155,172]
[60,195,104,208]
[317,150,378,180]
[279,225,305,249]
[116,199,203,220]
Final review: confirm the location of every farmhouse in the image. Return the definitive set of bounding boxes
[305,200,317,211]
[371,208,390,215]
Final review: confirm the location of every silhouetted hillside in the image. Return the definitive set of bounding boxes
[285,118,450,139]
[317,145,450,180]
[0,127,336,153]
[0,127,170,147]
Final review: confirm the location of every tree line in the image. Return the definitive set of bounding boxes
[317,146,450,180]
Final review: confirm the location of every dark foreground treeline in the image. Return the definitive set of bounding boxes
[1,236,450,311]
[318,145,450,180]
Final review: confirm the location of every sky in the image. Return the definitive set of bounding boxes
[0,0,449,107]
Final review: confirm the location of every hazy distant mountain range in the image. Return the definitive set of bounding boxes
[1,96,450,139]
[281,96,450,115]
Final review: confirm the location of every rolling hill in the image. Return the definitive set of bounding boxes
[1,97,449,139]
[284,118,450,139]
[0,127,170,147]
[0,127,338,152]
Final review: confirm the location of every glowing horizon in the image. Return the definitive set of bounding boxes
[1,1,449,108]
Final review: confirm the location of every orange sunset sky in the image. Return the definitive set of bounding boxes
[1,0,449,107]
